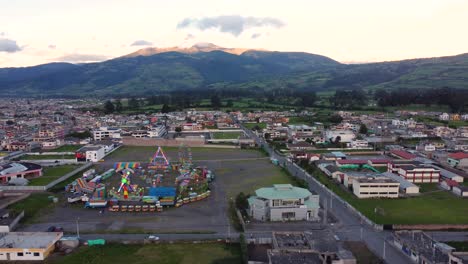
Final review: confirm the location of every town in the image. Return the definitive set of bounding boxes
[0,97,467,263]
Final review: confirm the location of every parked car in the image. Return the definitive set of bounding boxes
[146,235,159,241]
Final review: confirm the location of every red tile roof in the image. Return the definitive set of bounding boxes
[390,150,417,160]
[448,152,468,160]
[443,179,459,187]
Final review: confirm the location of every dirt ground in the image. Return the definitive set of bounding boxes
[20,146,291,234]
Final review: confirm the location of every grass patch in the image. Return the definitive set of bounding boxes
[447,241,468,251]
[212,132,243,139]
[418,183,440,193]
[29,165,80,186]
[343,241,383,264]
[48,243,241,264]
[303,163,468,225]
[44,145,83,152]
[21,154,75,160]
[8,193,57,224]
[243,122,266,130]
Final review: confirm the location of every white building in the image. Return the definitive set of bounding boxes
[347,140,369,149]
[325,130,355,143]
[439,113,450,121]
[352,177,400,199]
[381,172,420,194]
[93,127,121,141]
[76,145,105,162]
[148,125,167,138]
[0,232,63,261]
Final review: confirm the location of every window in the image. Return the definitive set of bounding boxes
[17,253,24,257]
[33,253,40,257]
[272,200,280,207]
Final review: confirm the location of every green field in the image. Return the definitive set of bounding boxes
[8,193,58,224]
[44,145,83,152]
[243,122,267,130]
[48,243,241,264]
[212,132,243,139]
[305,164,468,225]
[447,241,468,251]
[28,165,80,186]
[21,154,75,160]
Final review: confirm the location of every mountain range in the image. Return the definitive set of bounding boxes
[1,43,468,97]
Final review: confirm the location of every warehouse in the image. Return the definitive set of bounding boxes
[0,232,62,261]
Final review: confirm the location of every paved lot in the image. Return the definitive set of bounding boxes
[21,147,289,234]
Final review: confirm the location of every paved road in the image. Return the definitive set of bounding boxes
[239,123,412,264]
[79,232,239,242]
[427,231,468,242]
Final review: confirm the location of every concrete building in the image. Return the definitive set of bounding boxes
[148,125,167,138]
[0,232,63,261]
[388,160,440,183]
[381,172,420,194]
[352,177,400,198]
[347,139,369,149]
[75,145,105,162]
[453,186,468,197]
[447,152,468,168]
[248,184,320,222]
[93,127,121,141]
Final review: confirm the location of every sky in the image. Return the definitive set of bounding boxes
[1,0,468,67]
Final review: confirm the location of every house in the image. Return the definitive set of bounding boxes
[289,151,320,162]
[431,165,465,183]
[248,184,320,222]
[4,142,29,152]
[0,162,42,184]
[452,186,468,197]
[75,145,105,162]
[447,152,468,168]
[93,127,121,141]
[131,130,148,138]
[352,177,399,198]
[0,232,63,261]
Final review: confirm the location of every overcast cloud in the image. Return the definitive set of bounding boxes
[177,15,285,36]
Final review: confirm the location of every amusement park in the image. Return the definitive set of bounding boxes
[64,145,215,213]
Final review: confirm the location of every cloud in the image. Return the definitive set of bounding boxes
[0,38,22,53]
[184,33,195,40]
[0,32,4,36]
[177,15,285,36]
[53,53,109,63]
[130,40,153,46]
[48,44,56,49]
[251,33,261,39]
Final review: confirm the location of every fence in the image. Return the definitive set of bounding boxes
[292,163,383,231]
[45,163,93,190]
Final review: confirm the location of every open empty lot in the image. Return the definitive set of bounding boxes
[20,146,295,234]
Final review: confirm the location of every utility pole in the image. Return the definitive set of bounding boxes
[383,237,386,260]
[76,217,80,238]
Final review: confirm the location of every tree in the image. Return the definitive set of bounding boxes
[161,104,170,113]
[264,133,271,140]
[175,127,182,133]
[115,99,123,112]
[128,98,139,109]
[329,114,343,124]
[334,136,342,144]
[226,99,234,107]
[104,100,115,114]
[359,124,368,134]
[211,94,222,108]
[235,192,249,211]
[6,120,14,126]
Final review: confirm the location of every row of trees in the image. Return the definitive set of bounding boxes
[374,87,468,113]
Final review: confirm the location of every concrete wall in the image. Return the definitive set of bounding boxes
[270,207,308,221]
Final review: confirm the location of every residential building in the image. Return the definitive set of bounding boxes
[447,152,468,168]
[93,127,121,141]
[347,139,369,149]
[148,125,167,138]
[352,177,399,198]
[248,184,320,222]
[0,232,63,261]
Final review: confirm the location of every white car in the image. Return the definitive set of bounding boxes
[147,235,160,241]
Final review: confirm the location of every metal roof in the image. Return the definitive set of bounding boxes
[255,184,312,200]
